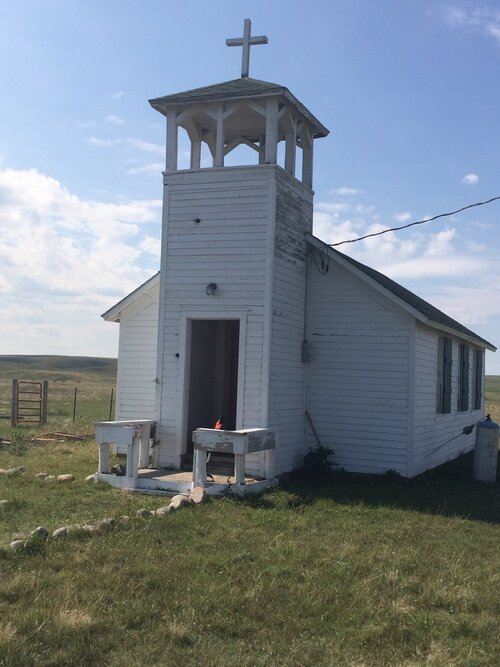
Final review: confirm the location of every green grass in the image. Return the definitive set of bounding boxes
[0,360,498,665]
[0,355,116,436]
[1,435,499,666]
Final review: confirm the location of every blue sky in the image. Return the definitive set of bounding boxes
[1,1,500,371]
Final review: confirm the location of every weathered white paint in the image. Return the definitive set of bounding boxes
[306,251,413,476]
[412,324,483,475]
[95,420,154,486]
[157,166,274,470]
[106,225,493,479]
[267,169,313,474]
[156,164,314,476]
[102,276,159,455]
[115,294,158,419]
[192,427,275,485]
[473,419,499,482]
[225,18,268,79]
[101,66,495,486]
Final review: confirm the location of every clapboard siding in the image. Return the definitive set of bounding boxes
[157,166,275,469]
[412,323,481,475]
[306,258,412,475]
[115,287,159,424]
[268,171,313,474]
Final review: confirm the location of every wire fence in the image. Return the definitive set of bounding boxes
[0,378,115,426]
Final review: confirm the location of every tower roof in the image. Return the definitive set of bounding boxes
[149,77,329,139]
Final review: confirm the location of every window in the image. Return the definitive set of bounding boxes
[457,344,470,412]
[473,349,484,410]
[437,336,452,414]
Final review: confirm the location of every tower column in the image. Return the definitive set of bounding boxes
[214,103,225,167]
[284,113,297,177]
[264,98,279,164]
[301,127,314,189]
[166,110,178,171]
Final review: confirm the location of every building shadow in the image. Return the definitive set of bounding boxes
[256,453,500,525]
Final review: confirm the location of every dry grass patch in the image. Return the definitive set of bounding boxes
[0,623,17,647]
[57,608,93,630]
[164,620,192,646]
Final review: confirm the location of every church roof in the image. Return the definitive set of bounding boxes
[101,272,160,323]
[307,234,496,350]
[149,77,329,138]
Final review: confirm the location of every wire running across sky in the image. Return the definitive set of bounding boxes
[329,196,500,247]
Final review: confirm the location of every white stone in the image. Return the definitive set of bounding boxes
[35,472,49,479]
[0,469,6,475]
[155,506,171,516]
[57,474,75,482]
[85,474,97,483]
[9,540,25,551]
[189,486,208,504]
[30,526,49,542]
[94,518,115,531]
[12,532,27,541]
[5,468,20,477]
[0,499,12,508]
[52,526,69,539]
[45,475,57,482]
[169,494,190,510]
[136,508,153,518]
[80,524,98,535]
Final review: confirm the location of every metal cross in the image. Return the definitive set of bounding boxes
[226,18,268,78]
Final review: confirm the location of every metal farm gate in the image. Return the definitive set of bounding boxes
[11,379,48,427]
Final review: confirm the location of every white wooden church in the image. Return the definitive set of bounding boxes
[98,20,495,492]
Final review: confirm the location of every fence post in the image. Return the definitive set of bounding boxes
[109,387,114,420]
[11,379,18,427]
[41,381,49,424]
[72,387,77,422]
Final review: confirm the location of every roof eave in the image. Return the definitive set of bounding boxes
[306,234,496,351]
[101,272,160,323]
[422,320,496,352]
[149,88,329,139]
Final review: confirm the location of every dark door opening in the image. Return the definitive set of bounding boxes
[183,319,240,467]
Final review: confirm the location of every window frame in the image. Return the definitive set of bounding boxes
[473,349,484,411]
[457,343,470,412]
[437,336,453,414]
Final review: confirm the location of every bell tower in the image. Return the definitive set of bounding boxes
[150,20,329,476]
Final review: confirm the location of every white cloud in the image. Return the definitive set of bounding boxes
[313,194,500,345]
[105,114,125,125]
[441,6,500,44]
[139,236,161,258]
[88,136,164,156]
[0,168,161,355]
[88,137,116,147]
[462,172,479,185]
[330,186,363,196]
[313,196,492,281]
[394,211,412,223]
[112,90,125,99]
[127,162,164,175]
[125,138,164,155]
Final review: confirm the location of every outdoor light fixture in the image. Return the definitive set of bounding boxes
[206,282,217,296]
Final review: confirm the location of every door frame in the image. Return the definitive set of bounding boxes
[177,311,247,457]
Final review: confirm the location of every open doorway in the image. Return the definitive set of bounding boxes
[183,319,240,464]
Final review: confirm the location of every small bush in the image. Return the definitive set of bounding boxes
[2,429,33,456]
[301,444,334,479]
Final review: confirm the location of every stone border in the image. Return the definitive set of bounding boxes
[6,489,207,552]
